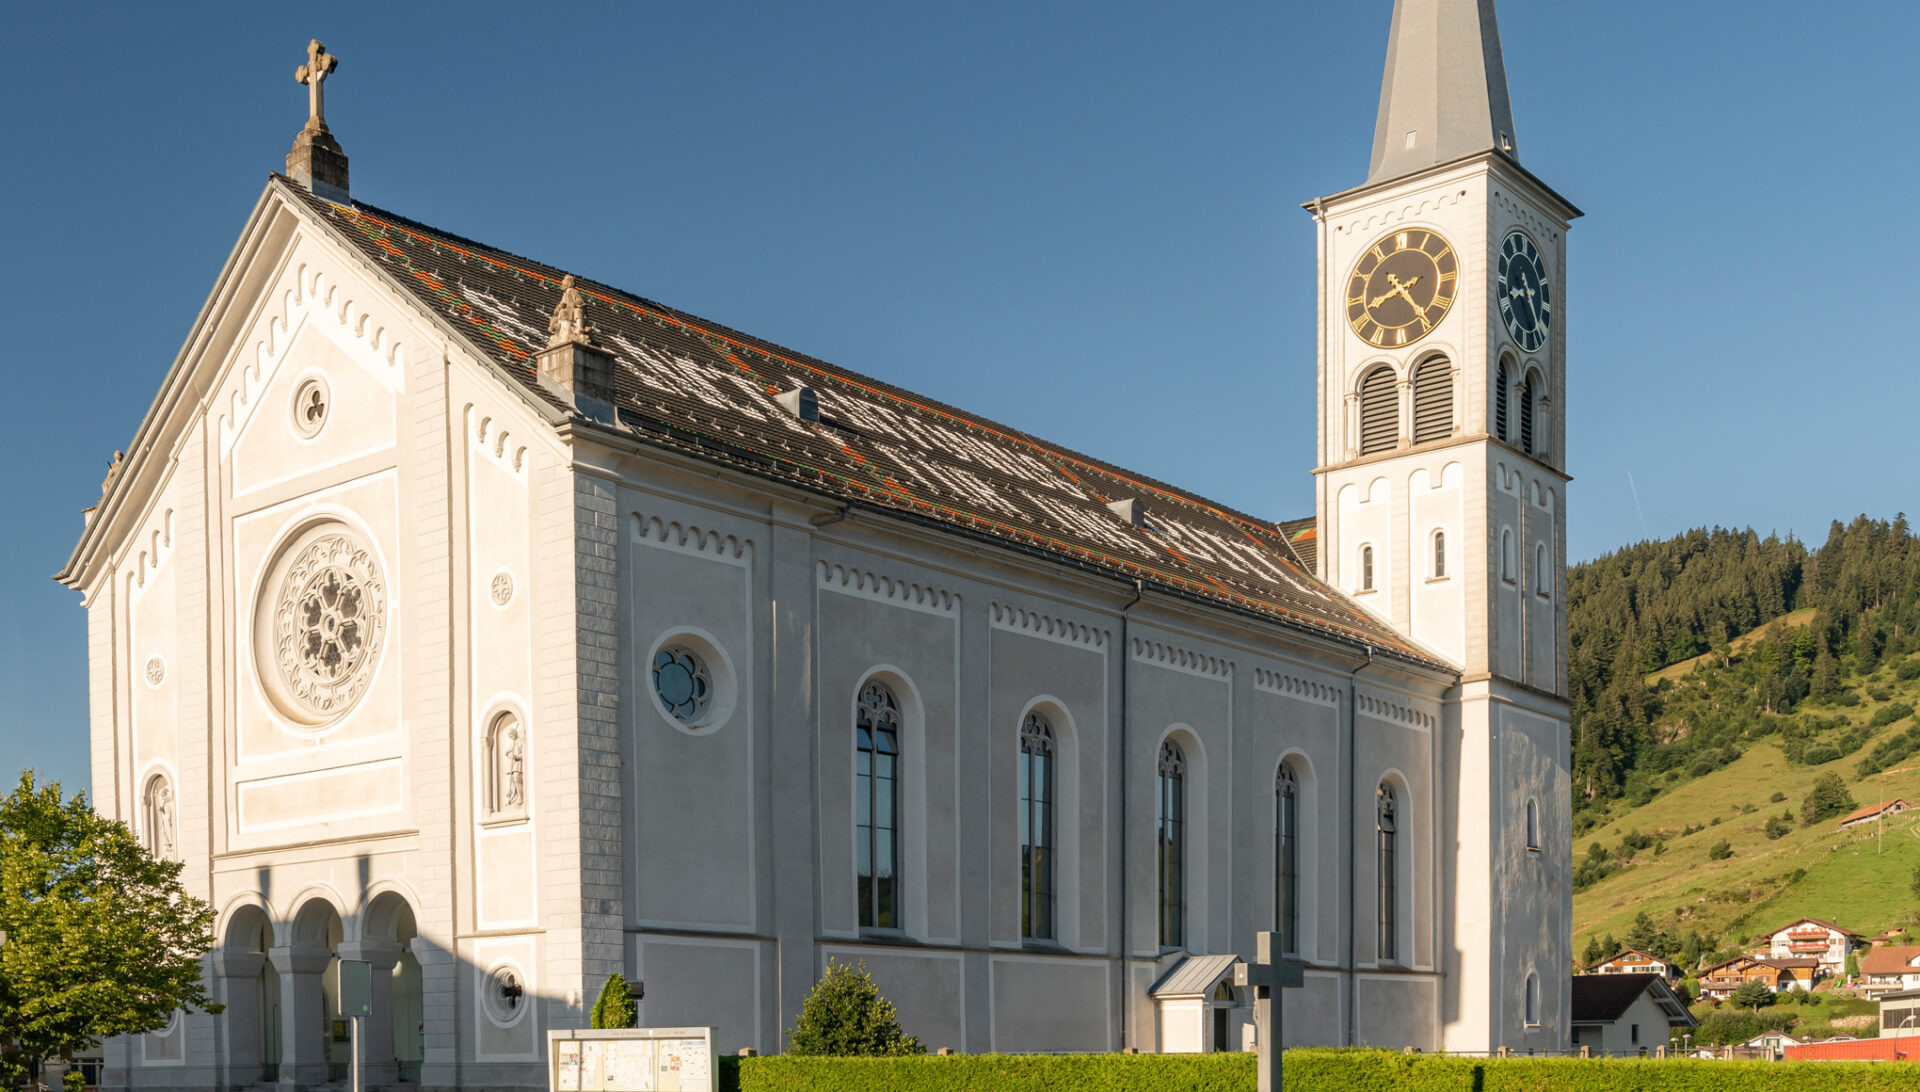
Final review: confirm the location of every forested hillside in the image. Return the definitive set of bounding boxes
[1570,516,1920,831]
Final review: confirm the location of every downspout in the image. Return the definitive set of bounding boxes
[1347,644,1375,1046]
[1116,579,1145,1050]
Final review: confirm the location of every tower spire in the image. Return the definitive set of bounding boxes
[1367,0,1516,186]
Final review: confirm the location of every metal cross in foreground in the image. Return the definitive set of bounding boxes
[1233,931,1304,1092]
[295,39,339,129]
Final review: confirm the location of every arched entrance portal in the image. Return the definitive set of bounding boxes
[347,891,424,1084]
[275,897,342,1087]
[215,905,278,1085]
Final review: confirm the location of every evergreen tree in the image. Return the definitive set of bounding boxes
[591,973,637,1029]
[787,958,923,1057]
[1800,772,1857,826]
[1730,980,1775,1012]
[0,772,221,1088]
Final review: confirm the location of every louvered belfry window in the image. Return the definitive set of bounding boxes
[1411,358,1453,444]
[1495,357,1511,440]
[1519,371,1538,455]
[1357,367,1398,455]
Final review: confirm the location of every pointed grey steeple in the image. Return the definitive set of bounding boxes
[1367,0,1517,186]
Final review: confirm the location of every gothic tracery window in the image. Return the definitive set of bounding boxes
[1275,762,1299,955]
[1377,782,1398,963]
[1019,712,1056,941]
[856,682,901,930]
[1157,740,1187,949]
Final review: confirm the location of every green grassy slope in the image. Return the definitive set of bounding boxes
[1573,659,1920,951]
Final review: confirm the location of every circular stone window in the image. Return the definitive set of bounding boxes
[291,376,330,439]
[482,963,528,1026]
[645,629,737,734]
[254,523,388,727]
[652,647,711,723]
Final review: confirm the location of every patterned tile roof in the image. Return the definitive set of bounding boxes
[282,179,1437,666]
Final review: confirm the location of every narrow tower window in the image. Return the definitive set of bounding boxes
[1361,545,1375,592]
[1411,357,1453,444]
[1019,712,1056,941]
[1432,530,1446,579]
[856,682,901,930]
[1520,370,1538,455]
[1358,367,1399,455]
[1536,543,1551,597]
[1275,763,1299,955]
[1495,356,1512,440]
[1526,799,1540,850]
[1525,972,1540,1026]
[1502,529,1516,583]
[1377,782,1398,962]
[1157,740,1187,949]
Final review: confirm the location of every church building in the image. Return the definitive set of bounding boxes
[57,1,1575,1086]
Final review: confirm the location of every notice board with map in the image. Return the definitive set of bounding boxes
[548,1027,715,1092]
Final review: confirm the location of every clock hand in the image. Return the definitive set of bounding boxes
[1370,273,1424,309]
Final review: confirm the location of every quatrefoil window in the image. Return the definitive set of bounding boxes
[292,377,331,439]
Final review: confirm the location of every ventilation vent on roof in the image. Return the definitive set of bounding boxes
[1106,498,1145,527]
[776,386,819,423]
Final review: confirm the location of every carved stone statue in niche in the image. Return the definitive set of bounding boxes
[484,714,527,819]
[145,776,176,860]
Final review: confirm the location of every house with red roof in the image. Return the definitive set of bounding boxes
[1839,799,1912,831]
[1766,917,1864,977]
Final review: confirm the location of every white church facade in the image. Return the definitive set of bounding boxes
[57,2,1575,1087]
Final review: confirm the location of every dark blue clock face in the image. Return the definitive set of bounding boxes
[1498,231,1552,352]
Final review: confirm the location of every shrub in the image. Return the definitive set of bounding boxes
[1869,686,1895,703]
[1834,690,1862,706]
[1731,980,1776,1011]
[1770,791,1787,803]
[1802,743,1841,765]
[591,972,637,1029]
[1898,659,1920,681]
[788,958,924,1057]
[1708,840,1733,860]
[1869,701,1915,728]
[1765,814,1791,840]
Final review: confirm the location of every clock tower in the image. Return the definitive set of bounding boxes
[1309,0,1578,1050]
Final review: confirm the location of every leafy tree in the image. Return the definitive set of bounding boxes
[0,772,220,1088]
[1730,980,1775,1012]
[1764,813,1792,840]
[1708,840,1733,860]
[591,973,637,1029]
[787,958,923,1057]
[1800,772,1858,825]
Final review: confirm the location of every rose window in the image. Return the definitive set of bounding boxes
[652,647,710,723]
[261,529,387,725]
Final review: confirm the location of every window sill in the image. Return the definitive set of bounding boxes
[478,814,528,830]
[856,929,918,946]
[1524,1022,1541,1030]
[1501,577,1518,586]
[1020,938,1068,954]
[1425,575,1450,584]
[1355,588,1378,596]
[1525,845,1542,854]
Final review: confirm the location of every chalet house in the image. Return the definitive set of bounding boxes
[1697,956,1817,1001]
[1839,800,1912,831]
[1860,947,1920,1001]
[1569,975,1694,1056]
[1592,949,1680,982]
[1767,917,1863,976]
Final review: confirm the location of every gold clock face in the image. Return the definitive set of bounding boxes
[1346,228,1458,348]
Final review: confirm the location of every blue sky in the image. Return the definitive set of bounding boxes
[3,2,1915,791]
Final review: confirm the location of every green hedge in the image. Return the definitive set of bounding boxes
[725,1048,1920,1091]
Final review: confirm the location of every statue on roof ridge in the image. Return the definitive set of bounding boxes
[547,275,597,347]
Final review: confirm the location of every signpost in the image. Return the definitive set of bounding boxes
[337,959,372,1092]
[1232,931,1303,1092]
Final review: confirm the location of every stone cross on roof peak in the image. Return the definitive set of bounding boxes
[295,39,339,131]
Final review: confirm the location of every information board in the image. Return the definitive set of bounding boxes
[548,1027,715,1092]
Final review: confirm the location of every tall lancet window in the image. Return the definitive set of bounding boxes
[143,774,176,861]
[1432,530,1447,579]
[1275,763,1299,955]
[1411,357,1453,444]
[1495,356,1512,440]
[1360,545,1375,592]
[1157,740,1187,949]
[856,682,902,930]
[1019,713,1056,941]
[1377,782,1398,962]
[1520,371,1539,455]
[1358,366,1398,455]
[483,712,527,821]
